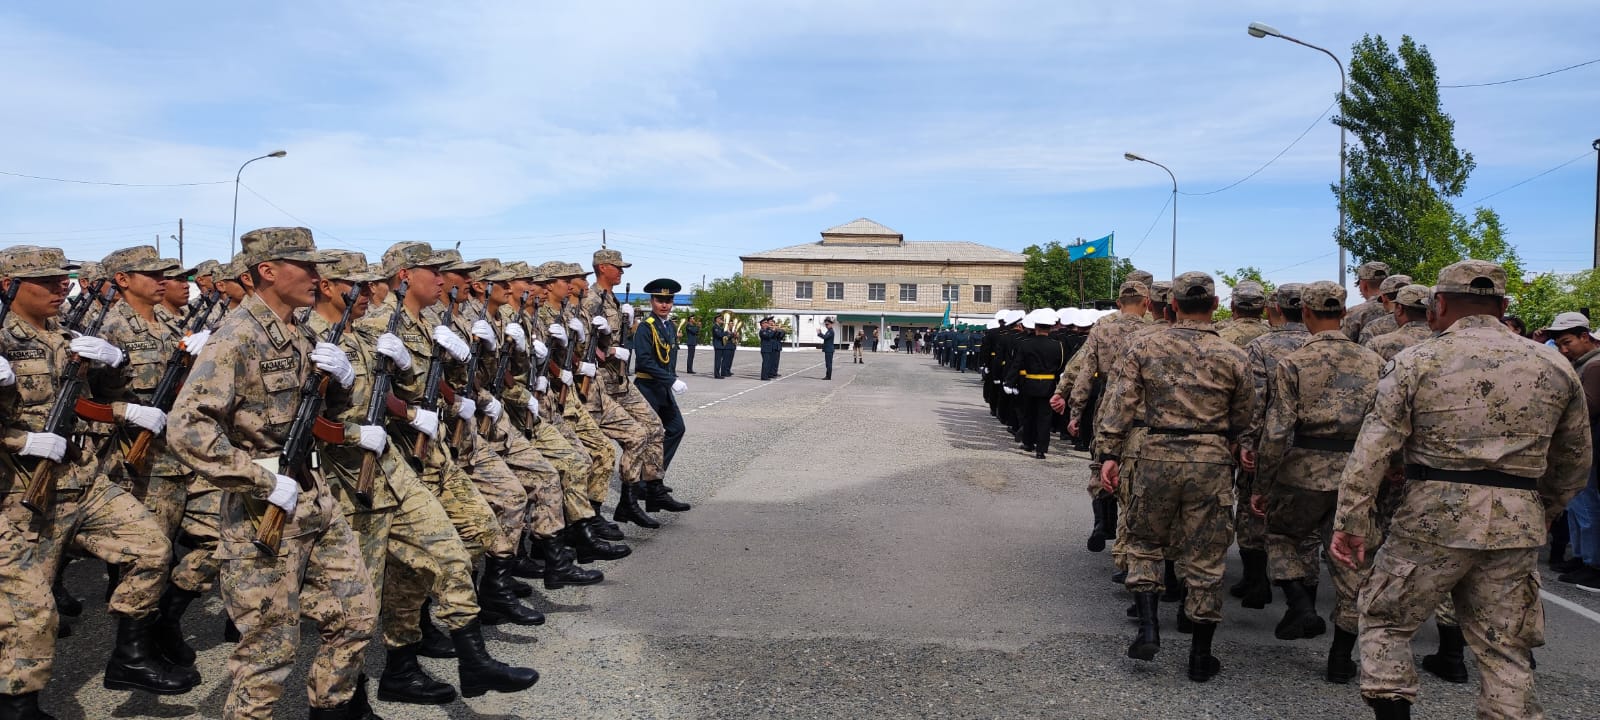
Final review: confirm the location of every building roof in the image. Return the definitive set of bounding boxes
[741,240,1025,264]
[821,218,901,237]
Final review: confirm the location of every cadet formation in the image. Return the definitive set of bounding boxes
[0,230,695,720]
[958,260,1588,720]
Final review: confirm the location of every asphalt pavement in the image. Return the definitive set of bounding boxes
[45,347,1600,718]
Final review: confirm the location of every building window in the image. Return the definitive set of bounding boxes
[867,283,886,302]
[941,284,960,302]
[899,283,918,303]
[826,282,844,300]
[795,281,813,300]
[761,280,773,298]
[973,285,992,303]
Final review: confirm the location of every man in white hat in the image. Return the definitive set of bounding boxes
[1004,308,1067,458]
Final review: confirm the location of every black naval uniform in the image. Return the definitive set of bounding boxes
[712,321,735,378]
[1005,330,1067,457]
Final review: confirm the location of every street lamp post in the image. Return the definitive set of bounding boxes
[1248,21,1348,288]
[1592,138,1600,269]
[230,150,287,257]
[1124,153,1178,282]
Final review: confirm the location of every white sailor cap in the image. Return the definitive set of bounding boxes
[1004,309,1026,325]
[1022,308,1058,329]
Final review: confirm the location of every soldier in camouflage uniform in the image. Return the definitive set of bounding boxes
[1062,281,1150,548]
[1216,281,1271,347]
[1,246,200,719]
[310,252,538,705]
[166,227,379,720]
[1365,285,1433,361]
[1355,274,1412,345]
[1340,261,1390,341]
[1329,260,1591,720]
[1097,272,1254,683]
[1248,281,1382,684]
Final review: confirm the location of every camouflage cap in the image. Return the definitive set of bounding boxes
[193,259,221,279]
[1150,280,1174,304]
[1173,272,1214,299]
[76,260,104,282]
[322,250,382,283]
[1231,281,1267,309]
[101,246,179,276]
[470,258,515,283]
[1434,259,1507,297]
[434,248,478,274]
[163,260,198,280]
[593,248,631,268]
[0,245,79,278]
[1273,283,1304,310]
[532,261,565,283]
[558,261,591,278]
[367,262,384,278]
[380,241,450,277]
[1126,269,1154,288]
[1356,261,1390,282]
[216,259,242,281]
[503,261,538,281]
[1378,274,1413,294]
[1300,280,1346,312]
[226,252,252,280]
[239,227,337,267]
[1394,284,1431,309]
[1117,280,1149,299]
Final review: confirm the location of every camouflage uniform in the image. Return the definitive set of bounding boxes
[1238,286,1311,555]
[1066,282,1150,498]
[166,229,376,719]
[1364,286,1433,363]
[580,269,668,485]
[539,272,638,495]
[1355,275,1412,346]
[499,294,598,524]
[1339,261,1391,341]
[1333,261,1591,718]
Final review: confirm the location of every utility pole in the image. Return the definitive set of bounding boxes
[155,233,161,254]
[178,218,185,267]
[1592,139,1599,269]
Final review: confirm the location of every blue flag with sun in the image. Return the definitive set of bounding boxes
[1068,233,1112,262]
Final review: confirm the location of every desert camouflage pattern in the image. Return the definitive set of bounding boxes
[1340,297,1388,342]
[1095,321,1254,466]
[1255,331,1382,494]
[1066,311,1148,423]
[1216,316,1270,348]
[1365,320,1433,361]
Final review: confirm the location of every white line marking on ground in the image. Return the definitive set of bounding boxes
[682,361,826,416]
[1542,590,1600,625]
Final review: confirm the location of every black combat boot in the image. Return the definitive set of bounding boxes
[378,644,457,705]
[1102,497,1117,539]
[613,482,661,529]
[1327,627,1358,684]
[1127,592,1161,661]
[417,599,457,658]
[568,520,632,563]
[452,620,539,697]
[1274,580,1324,640]
[1111,570,1128,585]
[590,500,626,540]
[1302,583,1328,637]
[476,558,545,626]
[1368,697,1411,719]
[151,585,201,667]
[539,536,604,589]
[102,614,201,695]
[223,615,240,643]
[1187,621,1222,682]
[1161,560,1186,603]
[0,692,56,720]
[1087,499,1107,553]
[505,574,535,599]
[310,674,383,720]
[642,479,691,512]
[52,566,81,618]
[1239,549,1273,609]
[1176,607,1195,634]
[1421,622,1468,683]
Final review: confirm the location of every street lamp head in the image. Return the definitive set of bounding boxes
[1247,22,1279,39]
[1123,152,1144,163]
[267,150,287,158]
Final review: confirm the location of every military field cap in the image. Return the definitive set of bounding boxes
[1394,284,1431,309]
[239,227,337,267]
[643,278,681,297]
[1173,272,1214,299]
[1150,280,1174,304]
[1126,269,1154,287]
[593,248,632,268]
[194,259,221,279]
[1435,259,1507,297]
[532,261,565,282]
[1378,274,1413,295]
[1273,283,1304,310]
[77,260,104,282]
[216,259,242,281]
[434,249,478,274]
[470,258,515,283]
[1356,261,1390,281]
[163,260,198,280]
[1300,280,1346,312]
[557,261,591,278]
[1117,280,1149,299]
[322,250,383,283]
[1544,311,1591,333]
[380,241,449,276]
[1231,281,1267,309]
[102,246,179,276]
[1,245,79,278]
[503,261,537,280]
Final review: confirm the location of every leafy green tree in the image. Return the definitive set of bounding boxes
[1511,270,1600,332]
[1019,240,1134,309]
[1213,266,1278,322]
[689,273,769,346]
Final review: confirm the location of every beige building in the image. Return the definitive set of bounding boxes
[740,218,1025,349]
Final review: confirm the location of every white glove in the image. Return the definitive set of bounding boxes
[310,342,355,389]
[357,425,387,453]
[621,304,635,321]
[375,333,412,371]
[456,397,476,420]
[0,356,13,387]
[591,315,611,334]
[567,317,587,343]
[267,474,299,513]
[409,408,439,438]
[505,323,528,352]
[672,379,687,395]
[560,369,574,386]
[470,319,499,351]
[484,397,503,420]
[69,335,125,367]
[531,339,549,363]
[547,322,567,342]
[578,361,597,377]
[183,329,211,358]
[1004,386,1019,396]
[536,376,550,393]
[432,325,471,361]
[21,432,67,462]
[526,395,540,416]
[122,404,168,434]
[613,347,631,363]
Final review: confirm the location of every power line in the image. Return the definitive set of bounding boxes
[0,221,175,236]
[237,182,341,241]
[1264,250,1338,275]
[1463,148,1597,205]
[1442,57,1600,88]
[0,169,229,187]
[1180,100,1337,197]
[1123,192,1173,260]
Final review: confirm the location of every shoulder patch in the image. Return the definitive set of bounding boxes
[265,322,288,349]
[260,357,297,374]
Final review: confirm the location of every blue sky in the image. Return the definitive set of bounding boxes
[2,1,1596,296]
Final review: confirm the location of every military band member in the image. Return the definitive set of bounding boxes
[713,311,738,378]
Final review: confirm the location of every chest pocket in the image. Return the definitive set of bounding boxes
[261,366,302,430]
[125,341,166,392]
[11,358,55,407]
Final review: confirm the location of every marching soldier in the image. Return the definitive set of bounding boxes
[1356,274,1413,345]
[1341,261,1391,341]
[633,278,690,482]
[1217,281,1271,347]
[1365,285,1434,361]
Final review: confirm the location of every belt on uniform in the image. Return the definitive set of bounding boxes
[1403,464,1537,491]
[1020,372,1057,380]
[1293,436,1357,452]
[1147,427,1225,436]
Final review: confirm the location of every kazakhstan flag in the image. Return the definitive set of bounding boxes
[1068,234,1113,262]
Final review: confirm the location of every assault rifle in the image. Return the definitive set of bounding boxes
[21,284,118,514]
[413,287,458,458]
[354,280,409,508]
[452,284,490,448]
[480,291,522,436]
[555,295,578,412]
[120,289,222,476]
[619,282,633,374]
[575,286,596,402]
[252,282,362,555]
[0,280,19,327]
